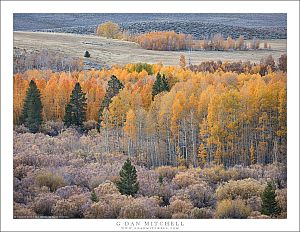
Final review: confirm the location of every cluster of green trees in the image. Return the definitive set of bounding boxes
[20,80,87,133]
[152,73,170,99]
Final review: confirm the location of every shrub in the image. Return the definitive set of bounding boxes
[277,212,287,219]
[200,165,238,185]
[101,193,130,218]
[172,213,189,219]
[118,196,161,219]
[14,203,37,218]
[32,193,61,216]
[215,178,265,201]
[14,191,24,204]
[94,181,120,199]
[229,164,264,180]
[216,199,251,219]
[36,172,66,192]
[14,125,30,134]
[119,203,148,219]
[83,120,97,132]
[52,194,90,218]
[172,169,201,189]
[58,127,81,139]
[87,129,99,137]
[276,188,287,213]
[263,163,287,189]
[14,165,34,179]
[190,207,214,219]
[169,199,194,215]
[137,168,160,196]
[155,166,179,180]
[169,192,190,203]
[88,176,107,189]
[156,206,172,219]
[185,182,215,208]
[248,211,271,219]
[40,121,64,136]
[84,202,111,218]
[84,192,130,219]
[157,183,174,206]
[55,185,89,199]
[246,196,262,212]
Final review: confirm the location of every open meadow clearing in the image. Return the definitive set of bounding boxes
[14,31,286,67]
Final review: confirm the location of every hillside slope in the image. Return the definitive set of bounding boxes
[14,31,286,67]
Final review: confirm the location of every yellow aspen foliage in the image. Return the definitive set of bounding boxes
[197,144,207,166]
[100,108,110,129]
[277,87,287,138]
[96,21,120,39]
[179,55,186,69]
[171,91,186,133]
[176,153,186,169]
[13,74,29,124]
[108,90,131,127]
[250,142,256,165]
[13,62,286,168]
[214,145,222,165]
[188,93,198,113]
[124,109,137,140]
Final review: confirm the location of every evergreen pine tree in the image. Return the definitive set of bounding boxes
[98,75,124,130]
[152,72,162,100]
[91,189,98,202]
[116,158,139,196]
[261,182,281,217]
[64,82,87,127]
[84,50,90,58]
[162,74,170,91]
[19,80,43,133]
[158,174,164,185]
[152,72,170,100]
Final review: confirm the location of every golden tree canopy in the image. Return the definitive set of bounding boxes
[96,21,121,39]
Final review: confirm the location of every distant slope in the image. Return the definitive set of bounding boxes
[14,31,287,67]
[14,13,287,39]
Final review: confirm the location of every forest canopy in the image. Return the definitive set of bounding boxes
[14,57,286,168]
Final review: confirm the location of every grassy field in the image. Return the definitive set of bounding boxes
[14,31,287,67]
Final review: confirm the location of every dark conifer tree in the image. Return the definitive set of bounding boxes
[98,75,124,130]
[261,182,281,217]
[162,74,170,91]
[84,51,90,58]
[90,190,98,202]
[19,80,43,133]
[64,82,87,127]
[152,72,170,100]
[152,72,162,100]
[116,158,139,196]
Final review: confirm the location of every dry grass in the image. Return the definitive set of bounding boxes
[14,31,287,66]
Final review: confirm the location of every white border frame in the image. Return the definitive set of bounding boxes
[1,1,299,231]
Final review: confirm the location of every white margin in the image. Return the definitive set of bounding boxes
[1,1,299,231]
